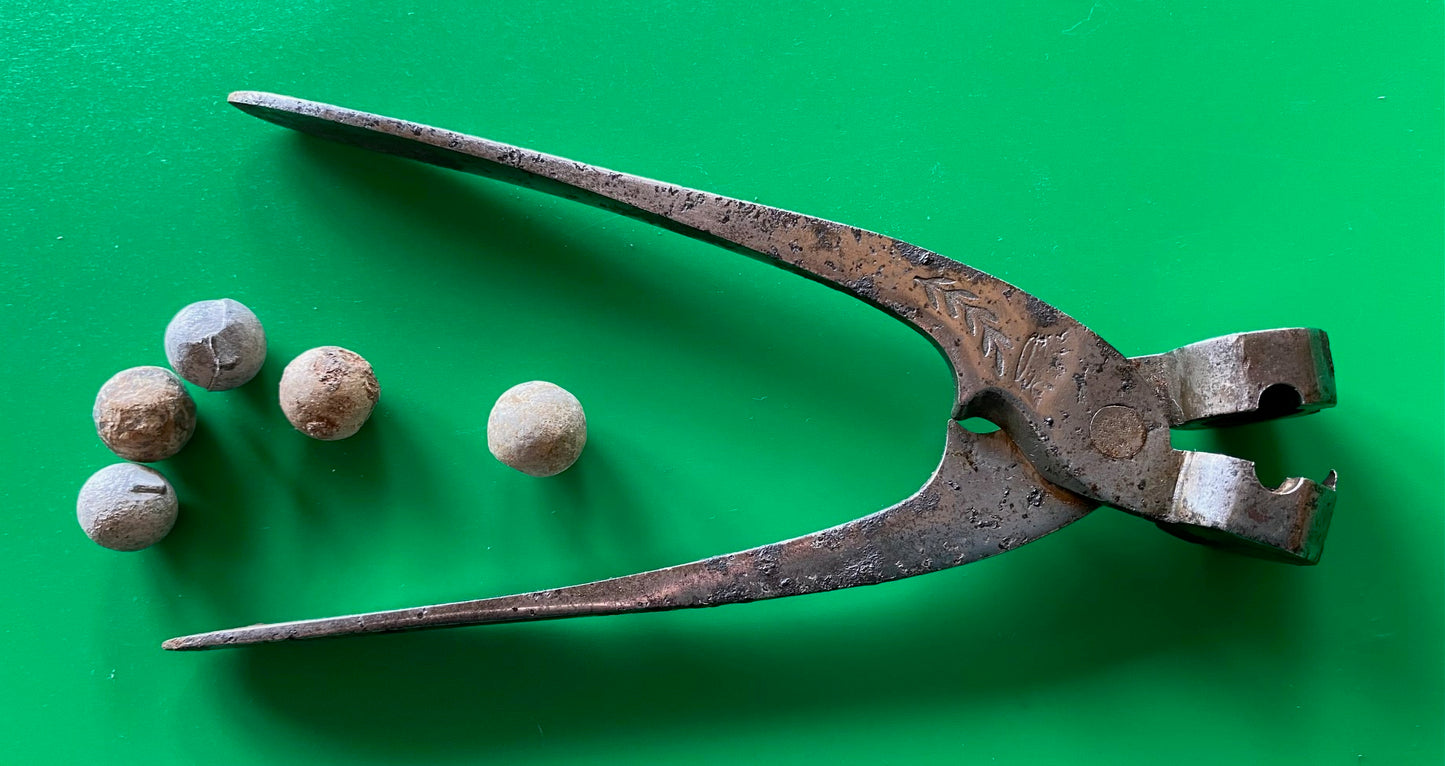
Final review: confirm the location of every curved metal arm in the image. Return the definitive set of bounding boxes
[164,425,1093,650]
[228,91,1150,510]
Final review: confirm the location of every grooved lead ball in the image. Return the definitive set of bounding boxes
[93,366,197,462]
[487,381,587,477]
[279,346,380,440]
[77,463,179,551]
[164,298,267,391]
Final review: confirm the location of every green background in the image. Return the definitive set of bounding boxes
[3,1,1441,763]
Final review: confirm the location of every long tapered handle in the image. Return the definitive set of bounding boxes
[164,425,1093,650]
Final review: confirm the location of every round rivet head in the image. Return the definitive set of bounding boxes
[1089,405,1146,459]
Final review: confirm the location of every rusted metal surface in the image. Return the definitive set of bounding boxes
[162,92,1338,650]
[164,424,1092,649]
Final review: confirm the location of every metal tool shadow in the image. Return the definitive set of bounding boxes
[263,134,944,420]
[222,528,1315,761]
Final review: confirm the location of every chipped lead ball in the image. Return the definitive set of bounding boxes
[77,463,179,551]
[93,366,197,462]
[279,346,380,440]
[165,298,268,391]
[488,381,587,477]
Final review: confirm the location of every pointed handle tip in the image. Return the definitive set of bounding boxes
[227,89,285,105]
[162,635,207,652]
[163,625,277,651]
[226,90,272,111]
[162,631,234,651]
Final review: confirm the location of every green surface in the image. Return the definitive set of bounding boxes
[3,1,1442,763]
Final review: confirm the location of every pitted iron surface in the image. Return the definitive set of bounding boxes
[163,92,1337,650]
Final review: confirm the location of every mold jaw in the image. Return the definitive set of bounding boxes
[1157,451,1336,564]
[1135,328,1337,429]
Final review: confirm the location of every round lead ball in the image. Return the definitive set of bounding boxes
[488,381,588,477]
[77,463,179,551]
[164,298,268,391]
[93,366,197,462]
[279,346,380,440]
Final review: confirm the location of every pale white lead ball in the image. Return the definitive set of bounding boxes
[77,463,179,551]
[487,381,587,477]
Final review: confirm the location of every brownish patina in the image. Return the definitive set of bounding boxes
[163,93,1337,650]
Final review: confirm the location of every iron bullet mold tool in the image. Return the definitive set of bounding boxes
[163,92,1338,650]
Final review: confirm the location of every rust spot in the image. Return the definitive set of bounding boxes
[1025,294,1062,326]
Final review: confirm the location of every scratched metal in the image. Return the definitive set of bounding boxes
[162,93,1338,650]
[163,424,1090,649]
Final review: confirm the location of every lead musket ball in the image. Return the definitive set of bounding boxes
[93,366,197,462]
[77,463,179,551]
[164,298,268,391]
[487,381,588,477]
[279,346,380,440]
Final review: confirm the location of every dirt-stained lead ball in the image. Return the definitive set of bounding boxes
[279,346,379,440]
[93,366,197,462]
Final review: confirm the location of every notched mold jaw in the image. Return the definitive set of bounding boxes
[1155,451,1336,565]
[1133,328,1336,429]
